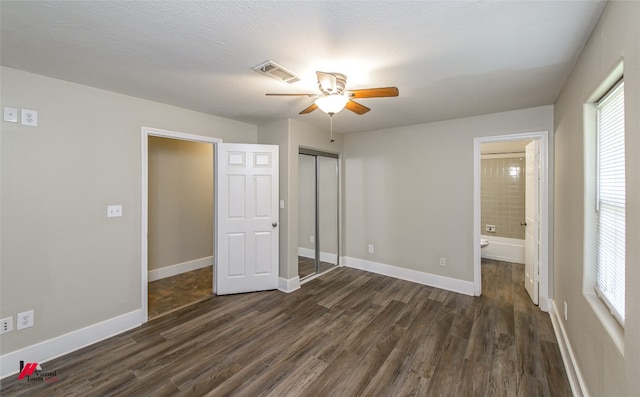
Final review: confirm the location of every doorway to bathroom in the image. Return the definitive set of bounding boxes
[473,131,550,311]
[298,148,340,282]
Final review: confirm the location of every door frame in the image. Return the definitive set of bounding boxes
[473,130,550,311]
[140,126,221,323]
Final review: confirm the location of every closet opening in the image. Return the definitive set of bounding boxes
[298,148,339,282]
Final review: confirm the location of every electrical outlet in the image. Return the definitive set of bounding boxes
[17,310,34,330]
[21,109,38,126]
[107,205,122,218]
[310,235,315,244]
[440,257,446,266]
[0,317,13,334]
[368,244,374,253]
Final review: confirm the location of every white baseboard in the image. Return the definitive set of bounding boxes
[0,309,142,379]
[540,298,552,313]
[298,247,314,259]
[297,247,338,265]
[278,276,300,293]
[550,299,587,397]
[343,256,475,296]
[148,256,212,282]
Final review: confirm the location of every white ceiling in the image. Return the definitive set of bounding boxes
[0,1,605,134]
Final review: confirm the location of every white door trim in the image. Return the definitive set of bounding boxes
[473,131,550,311]
[140,126,222,323]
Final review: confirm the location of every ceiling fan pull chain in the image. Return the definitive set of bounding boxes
[330,115,335,142]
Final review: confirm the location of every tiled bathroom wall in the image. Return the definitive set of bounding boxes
[481,156,526,240]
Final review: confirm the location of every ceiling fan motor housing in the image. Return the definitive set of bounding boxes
[318,72,347,94]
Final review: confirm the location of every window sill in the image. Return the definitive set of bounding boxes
[584,292,624,355]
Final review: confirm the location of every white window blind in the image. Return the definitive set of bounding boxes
[595,80,625,326]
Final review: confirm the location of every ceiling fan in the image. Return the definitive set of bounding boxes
[266,71,399,116]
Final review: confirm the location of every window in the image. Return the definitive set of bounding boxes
[595,79,625,326]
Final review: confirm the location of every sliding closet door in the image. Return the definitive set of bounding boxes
[298,154,317,279]
[298,149,339,281]
[317,155,338,273]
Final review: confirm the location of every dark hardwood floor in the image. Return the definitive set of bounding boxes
[298,256,336,279]
[0,259,571,396]
[148,266,213,320]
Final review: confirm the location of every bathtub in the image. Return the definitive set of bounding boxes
[481,235,525,264]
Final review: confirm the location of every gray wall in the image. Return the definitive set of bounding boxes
[480,156,526,239]
[553,1,640,395]
[0,67,257,355]
[148,137,213,271]
[343,106,553,282]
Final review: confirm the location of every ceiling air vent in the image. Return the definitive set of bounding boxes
[252,60,300,84]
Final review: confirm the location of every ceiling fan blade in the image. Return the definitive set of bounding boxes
[317,71,337,93]
[266,93,316,97]
[299,103,318,114]
[347,87,399,98]
[345,100,370,115]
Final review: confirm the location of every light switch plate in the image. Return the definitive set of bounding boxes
[4,107,18,123]
[0,317,13,334]
[21,109,38,126]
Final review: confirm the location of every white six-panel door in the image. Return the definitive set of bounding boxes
[524,140,540,304]
[215,143,279,295]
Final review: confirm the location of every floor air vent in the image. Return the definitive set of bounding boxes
[252,60,300,84]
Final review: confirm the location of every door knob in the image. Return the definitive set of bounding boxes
[521,222,527,226]
[272,222,278,227]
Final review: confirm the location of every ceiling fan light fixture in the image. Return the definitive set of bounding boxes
[315,94,349,114]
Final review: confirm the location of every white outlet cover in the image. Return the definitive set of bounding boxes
[17,310,34,330]
[21,109,38,126]
[4,107,18,123]
[107,205,123,218]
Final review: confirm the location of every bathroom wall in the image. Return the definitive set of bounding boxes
[480,155,526,239]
